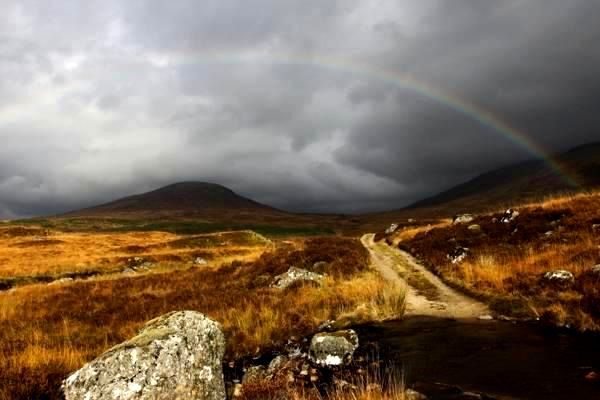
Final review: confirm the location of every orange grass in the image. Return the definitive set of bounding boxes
[0,236,405,400]
[0,229,271,278]
[399,192,600,329]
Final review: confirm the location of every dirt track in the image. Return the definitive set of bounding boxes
[361,234,490,319]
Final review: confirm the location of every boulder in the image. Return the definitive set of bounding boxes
[62,311,226,400]
[542,270,575,288]
[271,267,324,290]
[309,330,359,367]
[500,209,520,223]
[385,223,399,234]
[447,247,469,264]
[453,214,474,224]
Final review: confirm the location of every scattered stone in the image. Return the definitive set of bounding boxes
[453,214,474,224]
[468,224,481,232]
[195,257,208,265]
[309,330,359,367]
[447,247,469,264]
[385,223,399,234]
[501,208,520,223]
[271,267,324,290]
[542,270,575,288]
[62,311,226,400]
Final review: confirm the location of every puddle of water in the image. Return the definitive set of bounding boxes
[355,316,600,400]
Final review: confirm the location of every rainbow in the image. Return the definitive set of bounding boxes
[150,50,578,187]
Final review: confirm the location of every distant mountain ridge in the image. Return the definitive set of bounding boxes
[67,182,278,217]
[408,142,600,214]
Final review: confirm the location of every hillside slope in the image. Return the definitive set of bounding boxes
[66,182,279,218]
[408,142,600,215]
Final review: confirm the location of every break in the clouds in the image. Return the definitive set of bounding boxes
[1,0,599,217]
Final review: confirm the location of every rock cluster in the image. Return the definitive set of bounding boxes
[63,311,226,400]
[228,329,363,397]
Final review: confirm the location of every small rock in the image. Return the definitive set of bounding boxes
[385,223,399,234]
[408,218,416,223]
[542,270,575,288]
[271,267,324,290]
[501,209,519,223]
[309,330,359,367]
[447,247,469,264]
[544,231,554,237]
[468,224,481,232]
[589,264,600,276]
[317,319,336,332]
[195,257,208,265]
[585,371,600,382]
[592,224,600,231]
[478,315,494,321]
[453,214,474,224]
[405,389,429,400]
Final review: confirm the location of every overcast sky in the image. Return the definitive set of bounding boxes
[1,0,599,217]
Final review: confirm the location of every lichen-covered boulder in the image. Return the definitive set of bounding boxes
[309,330,359,367]
[271,267,324,290]
[62,311,226,400]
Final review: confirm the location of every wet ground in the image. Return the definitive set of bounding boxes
[356,316,600,400]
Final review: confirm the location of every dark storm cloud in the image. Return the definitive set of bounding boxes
[0,0,599,217]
